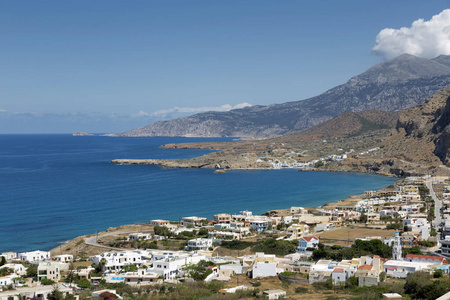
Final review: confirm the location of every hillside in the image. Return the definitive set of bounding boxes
[378,87,450,166]
[271,110,398,143]
[117,54,450,138]
[115,88,450,178]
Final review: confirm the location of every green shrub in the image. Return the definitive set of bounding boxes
[221,240,254,250]
[295,287,308,293]
[40,278,55,285]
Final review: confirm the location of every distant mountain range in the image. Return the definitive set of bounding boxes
[117,54,450,138]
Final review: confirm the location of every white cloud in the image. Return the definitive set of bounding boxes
[372,9,450,59]
[136,102,253,118]
[0,109,5,112]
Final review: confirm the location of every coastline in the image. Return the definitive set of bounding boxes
[49,174,400,257]
[112,154,450,178]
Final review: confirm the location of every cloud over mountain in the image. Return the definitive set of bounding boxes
[138,102,252,119]
[372,9,450,59]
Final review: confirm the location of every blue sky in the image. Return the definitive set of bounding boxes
[1,1,449,133]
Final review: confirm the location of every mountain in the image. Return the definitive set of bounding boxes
[118,54,450,138]
[378,87,450,167]
[272,110,398,143]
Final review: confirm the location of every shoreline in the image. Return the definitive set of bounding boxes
[47,173,400,256]
[111,155,450,179]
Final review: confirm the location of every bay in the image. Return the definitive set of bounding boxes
[0,134,397,253]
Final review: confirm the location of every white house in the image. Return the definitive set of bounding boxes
[332,268,346,285]
[148,251,206,280]
[150,220,170,226]
[93,251,146,272]
[181,216,207,227]
[249,220,268,232]
[383,260,435,278]
[219,263,250,275]
[252,262,280,279]
[123,269,161,285]
[1,252,17,261]
[185,238,213,251]
[404,254,447,265]
[297,236,320,252]
[128,233,152,241]
[309,260,337,284]
[0,263,26,276]
[249,253,281,279]
[18,250,50,262]
[0,284,75,300]
[263,290,287,300]
[314,223,335,232]
[0,275,14,287]
[54,254,73,263]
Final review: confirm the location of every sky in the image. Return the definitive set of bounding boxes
[1,1,450,133]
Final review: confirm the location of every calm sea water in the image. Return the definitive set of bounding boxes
[0,134,397,253]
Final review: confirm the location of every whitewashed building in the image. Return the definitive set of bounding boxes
[93,251,146,272]
[185,238,213,251]
[297,236,320,252]
[18,250,50,262]
[1,252,17,261]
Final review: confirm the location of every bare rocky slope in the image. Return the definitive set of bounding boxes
[116,54,450,138]
[113,88,450,178]
[324,87,450,177]
[381,87,450,166]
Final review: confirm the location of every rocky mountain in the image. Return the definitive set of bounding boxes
[379,87,450,167]
[118,54,450,138]
[273,110,399,143]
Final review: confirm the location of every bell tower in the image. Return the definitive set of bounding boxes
[392,230,402,260]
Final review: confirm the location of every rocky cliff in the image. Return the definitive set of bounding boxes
[117,54,450,138]
[380,87,450,167]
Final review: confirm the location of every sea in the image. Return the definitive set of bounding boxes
[0,134,397,253]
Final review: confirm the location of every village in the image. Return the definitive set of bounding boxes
[2,175,450,299]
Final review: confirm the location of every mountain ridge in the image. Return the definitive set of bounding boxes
[117,54,450,138]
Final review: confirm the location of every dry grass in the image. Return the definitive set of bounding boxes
[316,227,396,246]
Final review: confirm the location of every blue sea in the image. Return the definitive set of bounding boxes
[0,134,397,253]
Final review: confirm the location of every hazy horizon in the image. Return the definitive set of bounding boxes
[2,1,450,133]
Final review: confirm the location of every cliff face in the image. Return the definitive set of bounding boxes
[117,54,450,138]
[384,88,450,166]
[433,95,450,165]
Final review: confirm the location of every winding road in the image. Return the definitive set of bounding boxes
[84,232,135,251]
[426,178,442,229]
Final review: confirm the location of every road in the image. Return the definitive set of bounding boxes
[84,232,135,251]
[426,178,442,229]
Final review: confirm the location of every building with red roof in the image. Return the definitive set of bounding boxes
[404,254,447,264]
[297,236,320,252]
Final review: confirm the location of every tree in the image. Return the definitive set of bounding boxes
[0,268,12,277]
[93,258,106,275]
[359,213,368,223]
[64,294,76,300]
[433,269,443,278]
[76,278,91,289]
[121,264,138,273]
[346,276,358,288]
[404,271,431,297]
[26,265,37,279]
[47,286,64,300]
[41,278,56,285]
[379,272,386,282]
[0,256,6,266]
[153,225,171,237]
[197,228,208,236]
